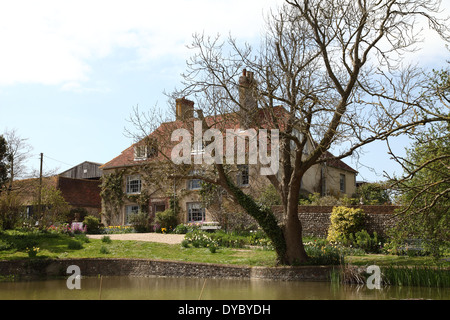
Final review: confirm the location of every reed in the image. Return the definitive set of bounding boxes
[330,265,450,288]
[382,266,450,288]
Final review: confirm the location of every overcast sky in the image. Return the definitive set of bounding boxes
[0,0,448,182]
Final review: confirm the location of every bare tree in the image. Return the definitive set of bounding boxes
[131,0,449,264]
[3,129,33,192]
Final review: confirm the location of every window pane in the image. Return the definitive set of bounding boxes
[187,203,205,222]
[125,205,140,224]
[340,174,346,193]
[188,170,203,190]
[126,175,141,194]
[237,165,249,186]
[188,179,201,190]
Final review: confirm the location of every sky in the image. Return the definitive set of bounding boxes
[0,0,448,183]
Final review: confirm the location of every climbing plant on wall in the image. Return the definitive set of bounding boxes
[100,170,125,225]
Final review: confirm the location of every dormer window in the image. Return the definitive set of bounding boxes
[134,145,147,160]
[134,139,157,161]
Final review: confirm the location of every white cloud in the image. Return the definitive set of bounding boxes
[1,0,445,90]
[0,0,283,88]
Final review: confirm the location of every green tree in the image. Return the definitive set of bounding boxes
[356,182,391,205]
[392,123,449,257]
[34,185,70,228]
[387,66,449,257]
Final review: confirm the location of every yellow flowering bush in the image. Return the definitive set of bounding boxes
[327,206,365,243]
[26,246,39,258]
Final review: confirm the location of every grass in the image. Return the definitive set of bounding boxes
[0,230,277,267]
[1,230,449,270]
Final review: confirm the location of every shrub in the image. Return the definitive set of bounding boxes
[303,241,344,265]
[128,211,151,233]
[181,239,190,248]
[184,230,219,248]
[83,216,101,234]
[26,246,40,258]
[327,206,365,243]
[155,209,178,231]
[354,230,381,253]
[210,230,247,248]
[248,230,273,249]
[74,233,90,243]
[173,224,189,234]
[101,236,112,243]
[100,246,110,254]
[0,239,11,251]
[67,239,83,250]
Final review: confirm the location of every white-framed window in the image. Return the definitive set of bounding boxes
[237,164,249,186]
[187,202,205,223]
[125,205,140,225]
[126,175,142,194]
[134,139,157,161]
[340,174,346,193]
[134,145,148,160]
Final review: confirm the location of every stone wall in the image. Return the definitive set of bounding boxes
[0,258,337,282]
[273,205,399,237]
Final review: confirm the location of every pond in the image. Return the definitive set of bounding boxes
[0,276,449,300]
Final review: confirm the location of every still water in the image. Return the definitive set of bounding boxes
[0,276,449,300]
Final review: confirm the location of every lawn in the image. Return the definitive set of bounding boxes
[0,231,278,267]
[1,230,449,268]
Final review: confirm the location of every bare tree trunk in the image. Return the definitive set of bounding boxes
[284,168,308,264]
[284,205,308,264]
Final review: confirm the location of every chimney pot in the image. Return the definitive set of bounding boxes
[176,97,195,120]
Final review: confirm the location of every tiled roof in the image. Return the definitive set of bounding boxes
[101,106,357,174]
[322,151,358,173]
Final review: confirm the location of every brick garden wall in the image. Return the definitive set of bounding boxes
[272,205,399,238]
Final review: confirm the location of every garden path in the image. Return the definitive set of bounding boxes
[87,233,185,244]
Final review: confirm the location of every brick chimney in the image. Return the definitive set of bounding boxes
[176,97,195,120]
[239,69,258,128]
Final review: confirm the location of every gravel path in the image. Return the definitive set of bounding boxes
[87,233,185,245]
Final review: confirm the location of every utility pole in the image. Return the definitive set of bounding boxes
[37,153,43,220]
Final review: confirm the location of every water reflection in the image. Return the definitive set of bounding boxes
[0,277,448,300]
